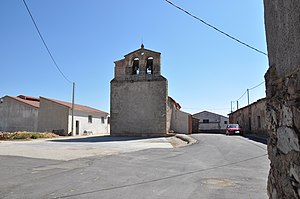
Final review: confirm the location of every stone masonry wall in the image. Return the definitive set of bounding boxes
[110,79,168,137]
[264,0,300,198]
[111,46,168,137]
[229,99,267,135]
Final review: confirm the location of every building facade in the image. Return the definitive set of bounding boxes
[193,111,229,133]
[0,95,109,135]
[228,98,267,135]
[264,1,300,197]
[0,95,39,132]
[38,97,109,136]
[110,45,168,137]
[167,97,192,134]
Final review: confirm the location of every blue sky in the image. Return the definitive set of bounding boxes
[1,0,268,116]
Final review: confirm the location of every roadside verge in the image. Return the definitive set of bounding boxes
[175,134,198,145]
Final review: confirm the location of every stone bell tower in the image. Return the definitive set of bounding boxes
[110,44,168,137]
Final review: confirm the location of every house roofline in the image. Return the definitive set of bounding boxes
[40,96,109,115]
[5,96,39,108]
[168,96,181,110]
[228,97,268,116]
[193,110,229,119]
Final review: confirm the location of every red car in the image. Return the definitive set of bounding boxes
[226,124,243,135]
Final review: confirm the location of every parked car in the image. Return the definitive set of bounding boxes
[226,124,243,135]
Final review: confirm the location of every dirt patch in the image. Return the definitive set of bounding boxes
[0,132,59,140]
[167,136,188,148]
[204,178,237,187]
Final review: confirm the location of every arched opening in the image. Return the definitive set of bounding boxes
[132,58,139,75]
[146,57,153,74]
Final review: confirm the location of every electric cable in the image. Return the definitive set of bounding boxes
[164,0,268,56]
[236,90,247,101]
[22,0,72,84]
[249,81,265,90]
[232,81,265,110]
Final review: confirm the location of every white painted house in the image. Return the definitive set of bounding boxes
[193,111,229,133]
[38,97,109,136]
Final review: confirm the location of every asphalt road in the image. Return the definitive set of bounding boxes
[0,134,269,199]
[0,135,174,160]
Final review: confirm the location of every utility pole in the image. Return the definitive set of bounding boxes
[247,89,250,105]
[236,100,239,110]
[71,82,75,136]
[231,101,233,113]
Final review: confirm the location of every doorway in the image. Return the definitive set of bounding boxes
[76,120,79,135]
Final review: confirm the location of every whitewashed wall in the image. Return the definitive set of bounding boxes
[171,109,191,134]
[194,111,229,131]
[68,110,109,136]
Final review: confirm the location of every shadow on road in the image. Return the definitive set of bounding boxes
[243,134,268,145]
[192,132,268,145]
[192,131,225,135]
[49,135,148,143]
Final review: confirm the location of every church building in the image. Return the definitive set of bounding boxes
[110,44,168,137]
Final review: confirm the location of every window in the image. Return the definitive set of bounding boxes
[203,119,209,123]
[88,115,92,123]
[107,117,110,124]
[257,116,261,128]
[146,57,153,74]
[132,58,139,75]
[101,117,105,124]
[224,121,228,124]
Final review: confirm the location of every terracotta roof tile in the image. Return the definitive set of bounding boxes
[42,97,108,115]
[168,96,181,110]
[3,95,108,115]
[8,96,40,108]
[17,95,40,102]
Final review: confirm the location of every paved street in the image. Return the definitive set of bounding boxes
[0,134,269,199]
[0,135,174,160]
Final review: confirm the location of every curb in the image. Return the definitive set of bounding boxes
[243,134,268,145]
[175,134,198,145]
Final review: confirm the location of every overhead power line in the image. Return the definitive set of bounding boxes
[235,81,265,101]
[22,0,72,84]
[164,0,268,56]
[249,81,265,90]
[231,81,265,111]
[236,90,247,101]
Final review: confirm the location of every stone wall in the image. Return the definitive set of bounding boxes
[229,98,267,135]
[110,45,168,137]
[264,0,300,198]
[110,79,167,137]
